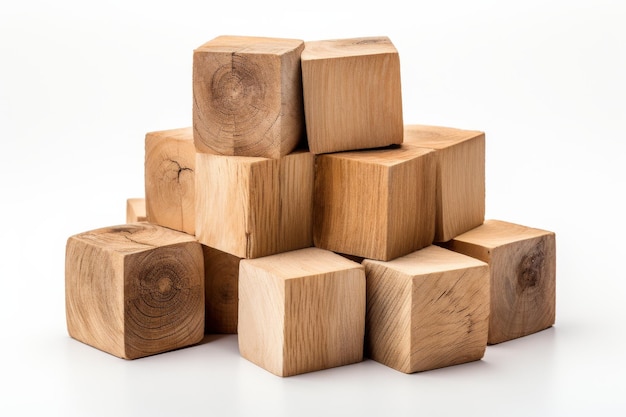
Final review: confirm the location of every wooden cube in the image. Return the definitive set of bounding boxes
[145,127,195,235]
[196,150,314,259]
[238,247,366,377]
[203,245,241,334]
[126,198,147,223]
[301,36,403,154]
[442,219,556,344]
[363,245,490,373]
[65,223,205,359]
[314,145,436,261]
[404,124,485,242]
[193,35,305,159]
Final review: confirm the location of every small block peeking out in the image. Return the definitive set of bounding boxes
[126,198,147,223]
[65,223,205,359]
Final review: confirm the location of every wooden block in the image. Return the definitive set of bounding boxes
[363,245,490,373]
[301,36,403,154]
[144,127,196,235]
[65,223,204,359]
[442,219,556,344]
[126,198,147,223]
[404,124,485,242]
[203,245,241,334]
[193,35,305,159]
[238,247,365,377]
[196,150,314,259]
[314,145,436,261]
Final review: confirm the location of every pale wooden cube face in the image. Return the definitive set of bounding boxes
[65,224,205,359]
[314,146,436,261]
[144,128,195,235]
[238,248,366,377]
[195,151,313,259]
[365,245,490,373]
[301,37,403,154]
[409,265,490,372]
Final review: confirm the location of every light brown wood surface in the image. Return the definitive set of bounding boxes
[363,245,489,373]
[301,36,403,154]
[314,145,436,261]
[404,124,485,242]
[203,245,241,334]
[193,35,305,159]
[196,150,314,259]
[145,127,196,235]
[442,219,556,344]
[126,198,147,223]
[238,247,365,377]
[65,223,204,359]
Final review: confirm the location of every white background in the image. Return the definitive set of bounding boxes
[1,1,625,415]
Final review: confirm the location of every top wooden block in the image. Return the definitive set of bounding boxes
[193,35,305,159]
[301,36,403,154]
[404,124,485,242]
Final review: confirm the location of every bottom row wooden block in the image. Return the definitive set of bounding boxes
[364,245,490,373]
[65,223,204,359]
[238,247,366,377]
[442,219,556,345]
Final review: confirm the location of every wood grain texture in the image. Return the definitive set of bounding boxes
[404,124,485,242]
[193,35,305,159]
[364,245,489,373]
[65,223,204,359]
[314,145,436,261]
[195,150,314,259]
[238,247,365,377]
[203,245,241,334]
[145,127,196,235]
[442,219,556,344]
[301,36,403,154]
[126,198,147,223]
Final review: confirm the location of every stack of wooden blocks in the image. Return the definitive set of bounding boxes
[66,35,556,377]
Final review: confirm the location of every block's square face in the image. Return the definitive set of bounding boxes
[404,125,486,242]
[195,151,314,259]
[301,36,403,154]
[444,220,556,344]
[65,224,205,359]
[145,127,195,235]
[364,245,489,373]
[314,145,436,261]
[193,36,305,158]
[238,247,366,377]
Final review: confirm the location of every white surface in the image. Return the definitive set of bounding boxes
[1,1,625,415]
